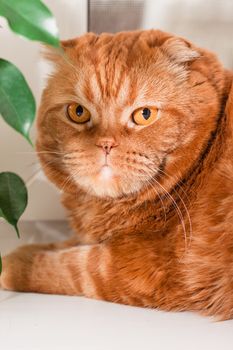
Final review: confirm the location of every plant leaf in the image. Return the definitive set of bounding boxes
[0,59,35,144]
[0,172,28,237]
[0,0,59,47]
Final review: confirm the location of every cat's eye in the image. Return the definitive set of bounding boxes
[67,103,91,124]
[132,107,158,126]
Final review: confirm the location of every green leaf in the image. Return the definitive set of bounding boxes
[0,172,28,237]
[0,0,59,47]
[0,59,35,144]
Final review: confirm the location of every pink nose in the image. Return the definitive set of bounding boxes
[95,137,118,154]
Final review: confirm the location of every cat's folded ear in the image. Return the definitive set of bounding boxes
[41,39,77,66]
[161,37,200,64]
[41,38,82,71]
[41,43,66,66]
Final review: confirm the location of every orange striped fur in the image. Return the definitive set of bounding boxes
[1,30,233,319]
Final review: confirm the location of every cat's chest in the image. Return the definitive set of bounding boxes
[74,200,131,240]
[67,193,172,242]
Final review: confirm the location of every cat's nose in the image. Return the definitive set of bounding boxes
[95,137,118,154]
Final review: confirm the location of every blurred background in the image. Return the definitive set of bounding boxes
[89,0,233,68]
[0,0,232,222]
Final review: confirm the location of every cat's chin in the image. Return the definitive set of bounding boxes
[79,167,123,198]
[93,166,121,197]
[75,165,143,198]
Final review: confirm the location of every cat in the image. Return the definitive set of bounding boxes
[1,29,233,320]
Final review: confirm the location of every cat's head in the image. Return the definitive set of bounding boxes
[37,30,227,198]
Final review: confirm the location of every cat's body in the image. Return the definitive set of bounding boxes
[1,30,233,319]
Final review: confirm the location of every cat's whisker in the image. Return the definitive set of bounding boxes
[41,157,63,168]
[142,166,188,252]
[60,166,89,194]
[63,149,86,154]
[118,161,167,224]
[142,177,167,227]
[16,151,65,155]
[63,161,82,166]
[150,166,192,248]
[156,180,188,252]
[60,173,75,193]
[145,163,193,248]
[25,168,44,187]
[157,166,191,204]
[63,153,98,161]
[132,167,179,233]
[67,169,94,199]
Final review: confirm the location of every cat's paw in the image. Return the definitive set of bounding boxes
[0,245,40,291]
[0,252,18,291]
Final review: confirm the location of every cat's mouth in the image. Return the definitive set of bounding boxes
[66,151,161,198]
[96,153,117,182]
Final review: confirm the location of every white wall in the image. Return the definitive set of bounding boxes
[0,0,87,220]
[142,0,233,69]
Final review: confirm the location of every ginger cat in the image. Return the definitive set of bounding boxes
[1,30,233,320]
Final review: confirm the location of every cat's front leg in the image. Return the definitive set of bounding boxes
[0,235,176,309]
[0,237,79,292]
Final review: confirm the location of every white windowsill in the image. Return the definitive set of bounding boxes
[0,221,233,350]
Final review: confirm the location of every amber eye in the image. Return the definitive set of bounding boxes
[67,103,91,124]
[132,107,158,126]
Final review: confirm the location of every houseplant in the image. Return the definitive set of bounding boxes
[0,0,60,271]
